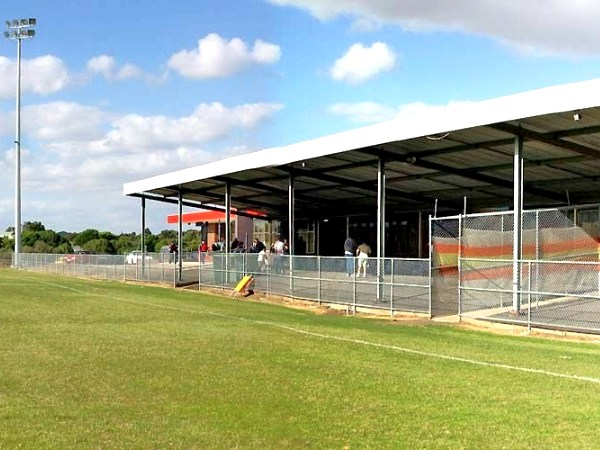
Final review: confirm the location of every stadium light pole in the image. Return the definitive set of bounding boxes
[4,18,36,268]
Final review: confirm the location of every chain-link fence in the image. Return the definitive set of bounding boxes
[15,252,192,285]
[457,205,600,332]
[200,254,430,314]
[13,251,430,316]
[13,203,600,332]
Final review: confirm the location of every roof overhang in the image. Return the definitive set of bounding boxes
[124,78,600,219]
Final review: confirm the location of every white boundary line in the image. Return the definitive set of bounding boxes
[33,280,600,385]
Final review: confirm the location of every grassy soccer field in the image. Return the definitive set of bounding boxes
[2,270,600,449]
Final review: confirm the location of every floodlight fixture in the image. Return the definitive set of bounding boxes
[4,17,37,268]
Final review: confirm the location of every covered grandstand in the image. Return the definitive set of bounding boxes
[121,77,600,333]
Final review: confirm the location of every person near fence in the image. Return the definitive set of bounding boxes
[250,238,266,272]
[270,236,285,274]
[343,236,357,276]
[356,242,371,277]
[169,241,178,264]
[198,240,208,264]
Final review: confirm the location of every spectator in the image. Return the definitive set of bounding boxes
[250,238,266,254]
[249,238,266,272]
[343,236,357,277]
[356,242,371,277]
[271,235,285,274]
[198,240,208,264]
[169,241,178,264]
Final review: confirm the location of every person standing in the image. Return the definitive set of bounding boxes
[271,235,285,274]
[250,238,266,272]
[356,242,371,277]
[169,241,178,264]
[198,240,208,264]
[343,236,357,277]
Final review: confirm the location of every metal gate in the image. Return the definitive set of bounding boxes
[430,216,460,317]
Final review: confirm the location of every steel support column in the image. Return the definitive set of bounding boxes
[288,173,295,289]
[177,190,183,281]
[141,196,146,275]
[377,156,386,301]
[513,135,523,313]
[225,181,231,284]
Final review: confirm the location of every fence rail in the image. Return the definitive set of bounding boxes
[460,257,600,333]
[13,245,600,333]
[14,252,431,316]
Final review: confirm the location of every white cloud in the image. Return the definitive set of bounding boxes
[101,102,283,151]
[115,63,142,81]
[267,0,600,56]
[328,101,396,123]
[167,33,281,79]
[0,100,283,232]
[330,42,396,84]
[0,100,283,184]
[87,55,143,81]
[87,55,115,78]
[23,102,110,141]
[0,55,69,98]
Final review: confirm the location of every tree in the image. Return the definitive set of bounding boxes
[114,234,139,254]
[158,229,177,241]
[99,231,116,241]
[85,238,115,254]
[55,242,73,254]
[22,221,45,232]
[72,229,100,247]
[0,236,13,252]
[183,229,201,252]
[33,240,53,253]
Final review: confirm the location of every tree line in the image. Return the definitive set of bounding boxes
[0,221,203,255]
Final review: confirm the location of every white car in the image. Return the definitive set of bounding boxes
[126,250,152,264]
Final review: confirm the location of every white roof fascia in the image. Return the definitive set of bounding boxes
[124,77,600,196]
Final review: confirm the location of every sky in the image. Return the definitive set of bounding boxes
[2,0,600,234]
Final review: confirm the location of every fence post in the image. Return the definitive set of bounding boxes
[352,267,357,313]
[317,256,321,305]
[527,261,532,332]
[390,258,394,316]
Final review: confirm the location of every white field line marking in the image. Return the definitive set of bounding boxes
[39,280,600,385]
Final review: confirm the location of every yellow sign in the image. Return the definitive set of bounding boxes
[231,275,254,297]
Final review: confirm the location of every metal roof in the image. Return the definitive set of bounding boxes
[124,78,600,219]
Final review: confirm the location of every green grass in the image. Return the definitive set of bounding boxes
[2,269,600,449]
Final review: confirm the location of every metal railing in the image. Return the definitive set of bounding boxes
[13,251,600,332]
[199,253,430,315]
[14,252,431,316]
[460,257,600,333]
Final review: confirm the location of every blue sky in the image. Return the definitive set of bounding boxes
[2,0,600,234]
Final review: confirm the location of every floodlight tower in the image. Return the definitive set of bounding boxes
[4,18,36,268]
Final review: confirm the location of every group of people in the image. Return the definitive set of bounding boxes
[198,237,248,263]
[247,236,290,273]
[197,234,372,277]
[343,236,372,277]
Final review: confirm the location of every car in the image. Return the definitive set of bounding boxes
[63,250,93,264]
[126,250,152,264]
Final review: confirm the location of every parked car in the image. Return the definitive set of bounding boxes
[63,250,93,264]
[126,250,152,264]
